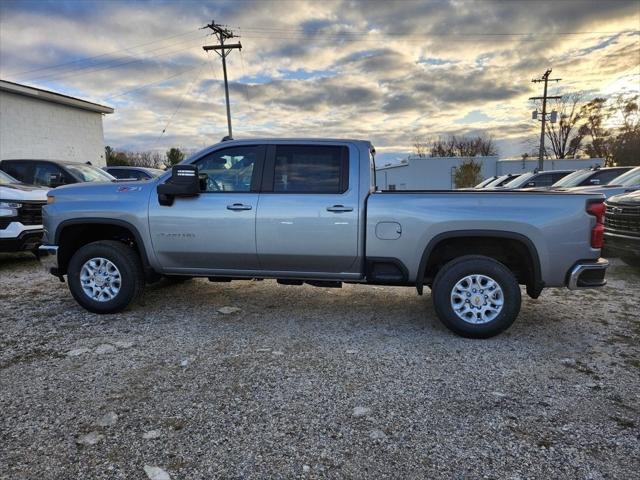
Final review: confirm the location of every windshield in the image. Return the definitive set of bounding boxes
[551,169,593,187]
[484,175,509,188]
[474,177,496,188]
[0,170,20,185]
[503,172,534,188]
[610,168,640,187]
[65,163,114,182]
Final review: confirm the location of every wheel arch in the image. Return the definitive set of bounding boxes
[416,230,543,298]
[54,218,153,277]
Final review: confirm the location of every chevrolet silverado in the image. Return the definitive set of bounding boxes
[39,139,609,338]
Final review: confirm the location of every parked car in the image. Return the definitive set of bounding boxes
[560,167,640,199]
[481,173,521,188]
[103,166,164,181]
[40,138,609,339]
[0,159,115,188]
[0,170,48,252]
[550,166,633,190]
[472,176,498,189]
[498,170,574,189]
[604,189,640,266]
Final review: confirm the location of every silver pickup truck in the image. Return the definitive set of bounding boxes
[39,139,609,338]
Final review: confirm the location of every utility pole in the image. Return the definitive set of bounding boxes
[530,69,561,171]
[202,20,242,139]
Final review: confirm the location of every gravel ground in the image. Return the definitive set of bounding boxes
[1,254,639,479]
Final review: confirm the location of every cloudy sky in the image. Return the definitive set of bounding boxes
[1,0,639,162]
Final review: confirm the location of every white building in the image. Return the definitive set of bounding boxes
[376,155,604,190]
[0,80,113,166]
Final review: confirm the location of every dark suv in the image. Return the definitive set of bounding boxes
[551,166,633,189]
[0,159,115,188]
[103,166,164,181]
[500,170,574,189]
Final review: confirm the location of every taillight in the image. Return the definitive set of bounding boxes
[587,200,605,249]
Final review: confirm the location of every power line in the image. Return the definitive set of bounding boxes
[234,26,639,37]
[154,58,209,148]
[21,35,209,83]
[4,28,203,77]
[104,63,201,100]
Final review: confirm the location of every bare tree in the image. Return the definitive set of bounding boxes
[412,137,428,158]
[129,151,163,168]
[579,97,612,163]
[544,93,584,159]
[428,134,497,157]
[610,94,640,166]
[475,134,497,156]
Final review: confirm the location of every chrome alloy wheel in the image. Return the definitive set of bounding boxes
[450,274,504,324]
[80,257,122,302]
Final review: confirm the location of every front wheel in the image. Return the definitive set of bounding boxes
[431,255,521,338]
[67,240,144,313]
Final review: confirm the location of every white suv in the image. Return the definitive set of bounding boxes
[0,170,48,252]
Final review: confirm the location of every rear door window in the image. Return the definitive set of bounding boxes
[0,161,31,183]
[531,173,555,187]
[551,172,570,183]
[271,145,348,193]
[587,169,629,185]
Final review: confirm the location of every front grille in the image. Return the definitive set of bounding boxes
[605,203,640,235]
[17,201,45,226]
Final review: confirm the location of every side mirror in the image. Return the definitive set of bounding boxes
[527,181,536,187]
[48,173,65,188]
[590,179,600,185]
[157,165,200,206]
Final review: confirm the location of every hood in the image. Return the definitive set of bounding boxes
[608,189,640,205]
[0,183,49,201]
[49,178,157,200]
[565,184,639,199]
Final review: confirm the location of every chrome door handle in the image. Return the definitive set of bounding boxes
[326,205,353,213]
[227,203,252,211]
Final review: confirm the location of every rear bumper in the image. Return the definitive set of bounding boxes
[38,244,59,275]
[567,258,609,290]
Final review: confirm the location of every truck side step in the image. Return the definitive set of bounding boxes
[276,279,342,288]
[305,280,342,288]
[277,279,304,285]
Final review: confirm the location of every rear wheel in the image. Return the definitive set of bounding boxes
[67,240,144,313]
[431,255,521,338]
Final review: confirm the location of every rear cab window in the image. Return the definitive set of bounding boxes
[269,145,349,194]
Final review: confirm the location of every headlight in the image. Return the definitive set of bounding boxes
[0,200,21,217]
[47,194,55,205]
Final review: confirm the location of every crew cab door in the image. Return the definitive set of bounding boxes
[148,145,265,272]
[256,144,360,274]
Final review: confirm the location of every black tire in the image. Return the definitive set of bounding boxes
[431,255,521,339]
[67,240,144,314]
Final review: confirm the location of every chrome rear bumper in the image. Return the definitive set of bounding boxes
[567,258,609,290]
